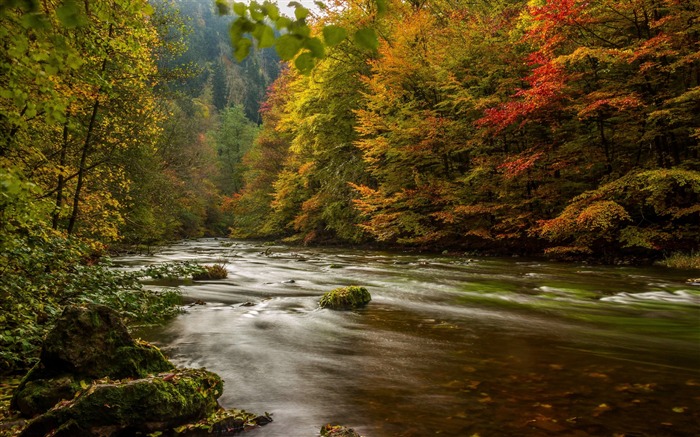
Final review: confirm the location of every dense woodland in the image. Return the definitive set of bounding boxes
[1,0,699,371]
[233,0,700,263]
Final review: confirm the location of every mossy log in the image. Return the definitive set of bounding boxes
[319,286,371,310]
[19,369,223,437]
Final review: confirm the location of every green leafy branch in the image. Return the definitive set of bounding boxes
[218,0,384,73]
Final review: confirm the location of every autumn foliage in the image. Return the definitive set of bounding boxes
[231,0,699,261]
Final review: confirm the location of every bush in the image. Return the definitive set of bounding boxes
[192,264,228,280]
[659,252,700,270]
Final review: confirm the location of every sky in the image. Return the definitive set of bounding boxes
[275,0,322,17]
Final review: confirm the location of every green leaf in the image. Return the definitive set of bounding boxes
[294,52,314,74]
[305,37,325,58]
[255,24,275,49]
[376,0,388,14]
[233,2,246,17]
[215,0,230,15]
[250,7,264,21]
[56,0,84,28]
[20,12,49,29]
[275,34,303,61]
[230,17,254,43]
[353,27,379,50]
[264,3,279,21]
[276,16,292,30]
[294,6,309,20]
[234,37,252,62]
[322,25,347,46]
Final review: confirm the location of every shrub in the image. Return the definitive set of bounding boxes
[192,264,228,280]
[659,252,700,270]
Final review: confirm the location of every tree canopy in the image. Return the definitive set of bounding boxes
[231,0,700,261]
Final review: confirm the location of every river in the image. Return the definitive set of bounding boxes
[115,239,700,437]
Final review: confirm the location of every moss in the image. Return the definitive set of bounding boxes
[11,375,80,418]
[12,305,174,418]
[111,342,174,379]
[319,286,371,310]
[20,369,223,437]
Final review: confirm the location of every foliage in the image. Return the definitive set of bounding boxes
[192,263,229,280]
[218,0,383,72]
[538,169,700,258]
[659,252,700,270]
[231,0,699,260]
[213,105,260,195]
[0,171,193,372]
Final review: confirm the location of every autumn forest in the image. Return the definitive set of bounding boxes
[232,0,700,264]
[1,0,699,369]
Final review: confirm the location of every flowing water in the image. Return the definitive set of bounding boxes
[116,239,700,437]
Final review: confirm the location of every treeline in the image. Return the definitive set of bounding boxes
[232,0,700,261]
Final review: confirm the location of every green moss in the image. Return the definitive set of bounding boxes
[319,286,371,310]
[11,375,80,417]
[20,369,223,436]
[111,342,175,379]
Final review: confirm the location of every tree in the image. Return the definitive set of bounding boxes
[213,105,259,195]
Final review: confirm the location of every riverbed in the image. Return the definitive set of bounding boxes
[116,239,700,437]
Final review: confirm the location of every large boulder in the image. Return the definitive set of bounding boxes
[19,369,223,437]
[12,304,173,418]
[10,303,271,437]
[319,286,372,310]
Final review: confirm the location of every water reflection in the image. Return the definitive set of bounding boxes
[124,239,700,436]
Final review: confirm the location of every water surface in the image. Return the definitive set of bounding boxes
[118,239,700,437]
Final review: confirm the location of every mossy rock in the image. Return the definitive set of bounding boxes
[10,375,81,418]
[319,286,371,310]
[39,304,173,379]
[19,368,223,437]
[321,424,363,437]
[11,304,174,417]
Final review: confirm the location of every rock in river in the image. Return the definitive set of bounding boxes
[12,304,173,417]
[10,303,266,437]
[319,286,372,310]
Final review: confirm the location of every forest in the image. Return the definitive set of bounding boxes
[2,0,699,368]
[1,0,699,435]
[231,0,700,265]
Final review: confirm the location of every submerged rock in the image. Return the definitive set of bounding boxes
[319,286,371,310]
[12,304,173,417]
[320,424,363,437]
